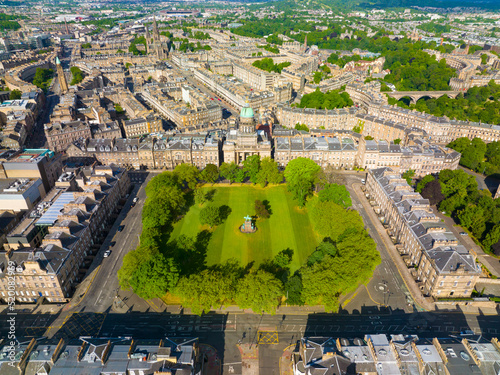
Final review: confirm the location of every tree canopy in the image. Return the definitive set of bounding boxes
[235,270,284,314]
[297,89,353,110]
[318,183,352,208]
[284,158,322,207]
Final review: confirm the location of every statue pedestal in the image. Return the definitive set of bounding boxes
[240,219,256,233]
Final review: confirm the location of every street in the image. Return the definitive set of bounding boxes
[2,309,500,375]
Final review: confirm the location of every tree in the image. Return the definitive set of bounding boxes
[402,169,415,184]
[439,169,478,199]
[306,240,338,266]
[243,155,261,184]
[318,183,352,208]
[457,204,486,238]
[9,89,21,100]
[219,162,239,183]
[393,138,402,145]
[255,200,270,219]
[416,175,435,193]
[460,138,486,171]
[118,246,149,291]
[145,171,179,197]
[142,184,185,230]
[301,228,380,312]
[235,270,283,314]
[129,253,179,300]
[483,224,500,253]
[174,163,199,190]
[200,205,222,228]
[256,157,282,187]
[201,164,219,184]
[418,179,443,207]
[195,188,207,205]
[310,201,364,241]
[284,158,321,207]
[175,269,236,315]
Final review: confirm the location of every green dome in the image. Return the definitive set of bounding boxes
[240,104,254,119]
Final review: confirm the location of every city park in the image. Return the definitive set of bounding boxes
[118,114,381,315]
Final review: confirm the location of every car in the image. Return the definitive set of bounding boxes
[110,241,116,247]
[368,316,380,320]
[361,179,366,184]
[371,321,383,325]
[133,197,139,204]
[104,250,111,258]
[118,225,124,232]
[460,232,468,236]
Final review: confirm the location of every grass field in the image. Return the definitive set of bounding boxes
[170,184,319,272]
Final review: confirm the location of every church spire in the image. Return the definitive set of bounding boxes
[152,15,160,42]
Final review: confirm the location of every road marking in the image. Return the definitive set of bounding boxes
[94,289,104,305]
[388,325,399,331]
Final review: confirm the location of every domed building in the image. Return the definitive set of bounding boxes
[223,103,271,164]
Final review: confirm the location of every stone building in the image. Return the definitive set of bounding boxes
[223,104,272,164]
[276,104,358,130]
[0,165,129,303]
[45,120,92,152]
[123,116,163,138]
[366,167,481,298]
[275,135,357,169]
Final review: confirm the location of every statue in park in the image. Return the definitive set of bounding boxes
[240,215,256,233]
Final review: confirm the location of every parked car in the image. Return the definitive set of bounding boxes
[131,197,139,207]
[110,241,116,247]
[460,232,468,236]
[104,250,111,258]
[118,225,124,232]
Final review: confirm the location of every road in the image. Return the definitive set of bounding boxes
[341,173,414,313]
[75,171,154,313]
[3,310,500,375]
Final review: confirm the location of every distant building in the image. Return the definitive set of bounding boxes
[223,103,272,164]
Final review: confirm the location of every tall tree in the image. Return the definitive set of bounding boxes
[129,253,179,300]
[175,269,236,315]
[174,163,199,190]
[235,270,283,314]
[310,201,364,241]
[219,162,239,183]
[318,183,352,208]
[256,157,283,187]
[284,158,321,207]
[200,205,222,228]
[243,155,261,184]
[416,175,435,193]
[145,171,179,197]
[420,179,445,206]
[201,164,219,184]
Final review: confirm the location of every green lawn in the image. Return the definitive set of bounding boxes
[170,185,319,272]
